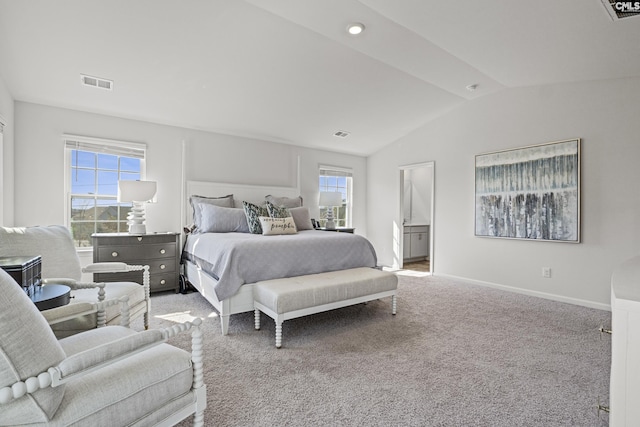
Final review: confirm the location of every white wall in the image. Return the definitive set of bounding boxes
[13,102,367,235]
[0,74,14,226]
[367,77,640,308]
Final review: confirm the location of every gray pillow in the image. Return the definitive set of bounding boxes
[198,204,250,233]
[289,207,314,230]
[189,194,233,232]
[265,194,303,208]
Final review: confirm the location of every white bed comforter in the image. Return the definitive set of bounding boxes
[183,230,377,300]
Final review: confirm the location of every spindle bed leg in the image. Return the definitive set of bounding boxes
[254,309,261,330]
[275,323,283,348]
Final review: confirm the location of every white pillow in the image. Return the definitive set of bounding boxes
[258,216,298,235]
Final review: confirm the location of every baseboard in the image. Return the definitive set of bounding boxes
[436,273,611,312]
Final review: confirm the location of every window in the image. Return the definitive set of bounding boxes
[64,135,146,247]
[319,166,353,228]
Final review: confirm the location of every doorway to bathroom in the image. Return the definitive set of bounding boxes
[398,162,434,274]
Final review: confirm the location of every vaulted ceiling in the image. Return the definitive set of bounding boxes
[1,0,639,155]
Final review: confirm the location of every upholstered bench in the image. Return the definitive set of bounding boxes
[253,267,398,348]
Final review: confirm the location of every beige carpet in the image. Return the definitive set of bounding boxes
[141,275,611,427]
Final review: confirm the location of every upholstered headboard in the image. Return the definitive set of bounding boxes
[182,180,301,229]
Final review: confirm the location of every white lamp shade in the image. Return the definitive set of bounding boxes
[319,191,343,207]
[118,180,157,202]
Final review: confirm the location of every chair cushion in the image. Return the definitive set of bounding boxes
[56,326,194,426]
[51,282,147,337]
[0,225,82,281]
[0,269,67,424]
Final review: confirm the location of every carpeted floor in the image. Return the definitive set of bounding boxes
[142,275,611,427]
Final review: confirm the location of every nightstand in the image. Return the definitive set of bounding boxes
[318,227,355,233]
[92,232,180,293]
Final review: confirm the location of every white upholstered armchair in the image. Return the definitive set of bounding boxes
[0,268,206,426]
[0,225,151,337]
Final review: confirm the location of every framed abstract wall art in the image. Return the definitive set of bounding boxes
[475,139,581,243]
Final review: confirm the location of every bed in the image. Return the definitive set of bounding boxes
[181,180,378,334]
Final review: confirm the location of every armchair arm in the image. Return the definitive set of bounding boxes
[41,280,107,302]
[82,262,129,273]
[52,317,202,386]
[42,279,106,292]
[0,318,203,404]
[58,329,165,377]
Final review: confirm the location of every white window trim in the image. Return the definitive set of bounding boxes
[319,164,353,228]
[63,134,147,249]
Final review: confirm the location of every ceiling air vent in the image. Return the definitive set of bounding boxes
[80,74,113,91]
[333,130,350,138]
[600,0,640,21]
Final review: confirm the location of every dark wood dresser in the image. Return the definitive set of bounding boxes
[92,232,180,293]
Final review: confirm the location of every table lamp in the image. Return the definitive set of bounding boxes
[118,180,157,234]
[319,191,343,230]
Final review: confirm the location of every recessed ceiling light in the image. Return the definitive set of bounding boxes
[347,23,365,36]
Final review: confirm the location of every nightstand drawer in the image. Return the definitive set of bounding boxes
[95,271,176,291]
[150,273,177,292]
[145,258,177,274]
[96,243,176,262]
[97,257,176,275]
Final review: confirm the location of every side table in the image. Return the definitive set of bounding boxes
[31,284,71,311]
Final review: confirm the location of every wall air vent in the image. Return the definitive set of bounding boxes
[600,0,640,21]
[80,74,113,91]
[333,130,350,138]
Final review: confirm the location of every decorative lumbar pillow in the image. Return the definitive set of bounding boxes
[190,194,234,232]
[289,206,314,231]
[265,201,290,219]
[265,194,303,208]
[242,201,269,234]
[259,216,298,235]
[199,203,250,233]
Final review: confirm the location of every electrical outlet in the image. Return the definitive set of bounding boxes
[542,267,552,278]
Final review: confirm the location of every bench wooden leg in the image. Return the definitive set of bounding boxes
[254,309,261,330]
[392,295,397,315]
[275,323,283,348]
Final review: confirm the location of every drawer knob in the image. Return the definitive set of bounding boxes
[160,279,166,285]
[160,264,166,270]
[160,249,166,254]
[111,251,118,257]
